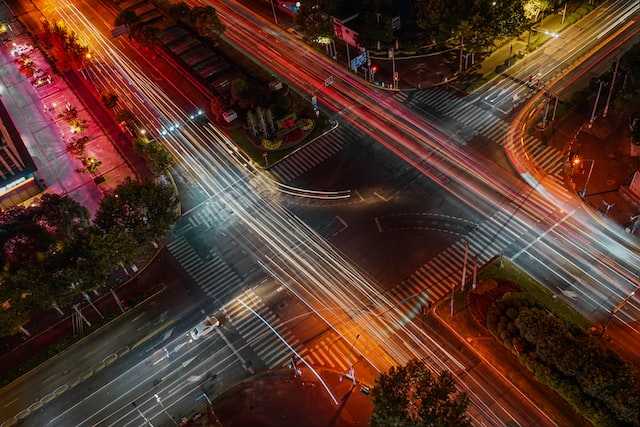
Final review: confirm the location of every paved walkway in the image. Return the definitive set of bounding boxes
[0,4,133,215]
[563,115,639,227]
[212,367,372,427]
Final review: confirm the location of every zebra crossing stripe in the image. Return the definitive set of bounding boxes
[270,128,351,183]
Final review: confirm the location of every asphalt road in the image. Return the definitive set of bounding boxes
[3,0,639,426]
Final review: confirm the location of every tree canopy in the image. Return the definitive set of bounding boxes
[0,180,178,337]
[371,359,471,427]
[95,178,179,245]
[487,293,640,426]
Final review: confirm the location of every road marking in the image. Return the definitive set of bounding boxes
[373,191,389,201]
[374,217,382,233]
[3,398,18,408]
[131,320,176,351]
[215,327,252,373]
[511,210,575,259]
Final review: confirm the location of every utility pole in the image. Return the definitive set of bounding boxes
[589,80,604,128]
[603,57,620,118]
[561,2,568,25]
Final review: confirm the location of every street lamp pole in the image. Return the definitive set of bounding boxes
[603,57,619,118]
[154,394,178,426]
[269,0,278,24]
[581,159,595,198]
[132,402,153,427]
[589,80,604,127]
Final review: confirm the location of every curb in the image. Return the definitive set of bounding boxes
[0,239,167,386]
[261,119,339,170]
[0,283,167,393]
[429,295,557,426]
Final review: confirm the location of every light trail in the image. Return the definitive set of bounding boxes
[211,0,640,331]
[51,2,524,424]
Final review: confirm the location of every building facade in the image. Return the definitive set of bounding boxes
[0,99,39,209]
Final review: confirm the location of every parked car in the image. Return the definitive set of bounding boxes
[188,315,220,341]
[10,43,33,56]
[32,74,52,88]
[32,68,47,79]
[14,53,31,65]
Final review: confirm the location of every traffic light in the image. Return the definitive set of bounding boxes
[371,65,378,74]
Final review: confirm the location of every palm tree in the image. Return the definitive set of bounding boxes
[115,9,139,28]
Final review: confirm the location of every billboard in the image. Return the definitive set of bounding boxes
[333,18,359,48]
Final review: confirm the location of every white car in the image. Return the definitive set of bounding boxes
[10,44,32,56]
[188,315,220,341]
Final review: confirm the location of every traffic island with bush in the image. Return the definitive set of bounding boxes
[114,0,330,168]
[471,257,640,427]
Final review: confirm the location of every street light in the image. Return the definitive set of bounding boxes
[269,0,278,24]
[578,159,595,198]
[154,394,178,426]
[131,402,153,427]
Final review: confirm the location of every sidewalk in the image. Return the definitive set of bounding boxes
[563,114,639,227]
[211,367,372,427]
[463,1,596,90]
[432,293,588,427]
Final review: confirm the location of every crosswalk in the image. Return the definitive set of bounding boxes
[185,200,235,230]
[222,288,363,372]
[406,89,566,184]
[384,187,569,321]
[269,125,355,182]
[299,334,361,372]
[223,289,305,369]
[167,236,244,301]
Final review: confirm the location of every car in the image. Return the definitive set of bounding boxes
[32,74,52,88]
[15,54,31,65]
[32,68,47,79]
[188,315,220,341]
[10,43,32,56]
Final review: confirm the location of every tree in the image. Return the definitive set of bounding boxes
[95,179,179,245]
[371,360,472,427]
[523,0,550,22]
[190,6,225,39]
[296,2,334,44]
[168,1,190,22]
[134,137,176,175]
[115,9,139,28]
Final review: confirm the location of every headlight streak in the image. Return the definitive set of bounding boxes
[211,0,640,333]
[55,4,517,425]
[237,299,340,406]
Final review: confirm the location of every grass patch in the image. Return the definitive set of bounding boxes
[479,256,591,329]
